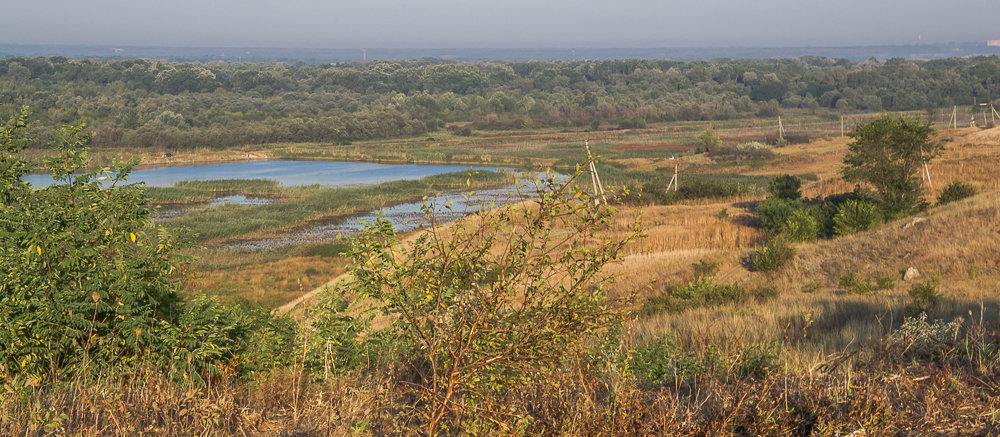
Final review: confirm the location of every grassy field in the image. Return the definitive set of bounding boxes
[136,113,1000,315]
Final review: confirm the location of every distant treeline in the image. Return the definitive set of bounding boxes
[2,56,998,150]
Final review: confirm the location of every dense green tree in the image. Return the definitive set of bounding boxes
[767,174,802,200]
[841,115,942,219]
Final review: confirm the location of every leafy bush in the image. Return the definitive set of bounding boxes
[641,277,779,315]
[767,174,802,200]
[157,296,296,383]
[781,209,821,241]
[833,199,882,236]
[936,181,976,206]
[1,110,190,380]
[908,279,942,313]
[617,117,647,129]
[305,291,383,376]
[327,170,642,433]
[876,273,899,290]
[696,127,723,153]
[838,272,873,295]
[693,259,721,279]
[632,336,778,386]
[750,237,796,272]
[755,197,803,234]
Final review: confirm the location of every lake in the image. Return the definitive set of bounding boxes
[22,160,505,188]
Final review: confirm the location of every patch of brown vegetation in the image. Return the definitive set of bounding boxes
[190,256,346,308]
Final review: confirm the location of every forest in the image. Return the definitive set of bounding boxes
[2,55,999,151]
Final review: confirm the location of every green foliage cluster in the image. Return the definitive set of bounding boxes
[4,56,998,151]
[781,209,821,242]
[631,336,778,386]
[767,174,802,200]
[841,115,942,219]
[641,276,780,315]
[908,279,943,313]
[1,110,184,378]
[0,108,292,383]
[749,237,797,273]
[838,272,874,295]
[160,296,296,383]
[696,127,723,153]
[620,170,771,206]
[833,198,882,235]
[936,180,977,206]
[875,273,900,290]
[305,170,642,432]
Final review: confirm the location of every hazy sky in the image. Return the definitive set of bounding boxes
[3,0,999,48]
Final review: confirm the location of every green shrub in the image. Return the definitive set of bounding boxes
[750,237,796,272]
[876,273,899,290]
[696,127,723,153]
[838,272,873,295]
[967,264,980,280]
[767,174,802,200]
[1,111,190,380]
[632,336,778,386]
[158,296,296,383]
[936,181,976,206]
[833,199,882,236]
[693,259,721,279]
[908,279,942,313]
[641,277,779,315]
[755,197,803,234]
[781,208,821,241]
[618,118,647,129]
[333,170,642,432]
[803,280,824,293]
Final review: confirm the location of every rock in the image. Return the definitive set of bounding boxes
[903,267,921,281]
[901,217,925,230]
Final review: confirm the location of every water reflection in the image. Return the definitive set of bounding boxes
[227,177,560,250]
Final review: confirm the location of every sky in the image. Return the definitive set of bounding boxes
[3,0,1000,48]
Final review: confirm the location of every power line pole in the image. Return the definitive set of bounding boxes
[584,140,607,205]
[778,116,785,140]
[666,156,679,192]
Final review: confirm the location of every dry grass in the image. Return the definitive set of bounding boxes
[191,255,348,308]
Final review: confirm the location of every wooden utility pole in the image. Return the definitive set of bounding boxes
[584,140,607,205]
[666,157,679,192]
[922,162,934,191]
[992,104,999,123]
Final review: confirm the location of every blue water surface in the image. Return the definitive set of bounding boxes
[23,160,504,188]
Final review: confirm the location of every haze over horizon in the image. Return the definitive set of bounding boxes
[3,0,999,49]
